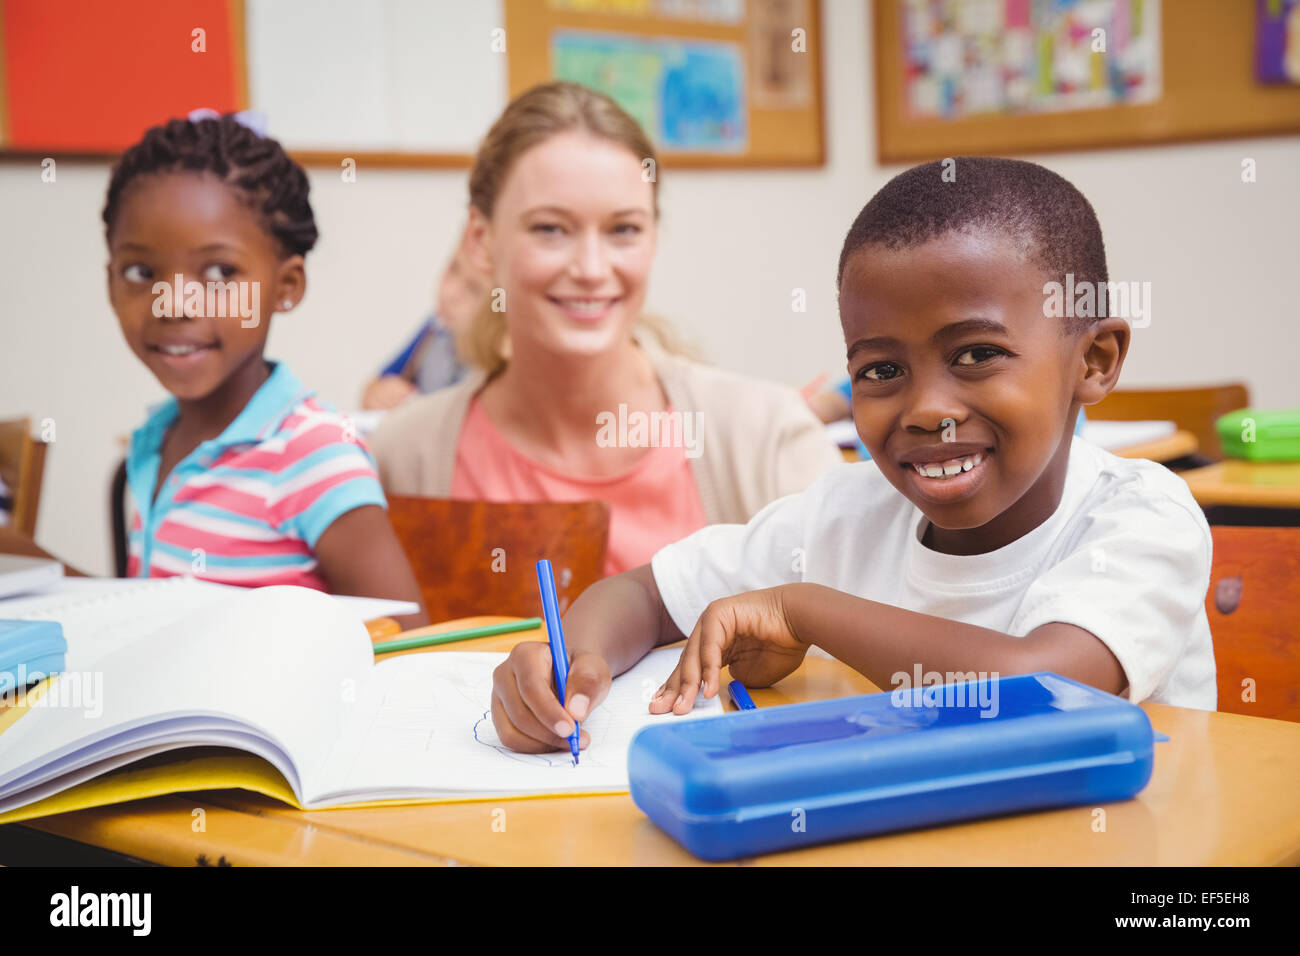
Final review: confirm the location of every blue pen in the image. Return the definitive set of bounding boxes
[728,680,757,711]
[536,559,580,765]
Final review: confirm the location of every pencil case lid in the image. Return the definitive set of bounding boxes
[0,619,66,694]
[1216,408,1300,460]
[629,671,1152,823]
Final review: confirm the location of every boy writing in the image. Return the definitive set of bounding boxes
[490,158,1215,753]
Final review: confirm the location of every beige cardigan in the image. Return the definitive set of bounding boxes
[369,343,843,526]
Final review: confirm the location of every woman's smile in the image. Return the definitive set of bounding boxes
[547,294,621,323]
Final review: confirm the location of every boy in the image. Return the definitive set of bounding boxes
[490,158,1215,754]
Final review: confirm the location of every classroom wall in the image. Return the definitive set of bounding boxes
[2,0,1298,576]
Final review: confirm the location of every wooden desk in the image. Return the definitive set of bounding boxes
[0,527,86,576]
[1181,459,1300,509]
[1109,428,1198,463]
[10,622,1300,866]
[0,527,60,563]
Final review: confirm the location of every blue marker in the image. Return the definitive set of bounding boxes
[728,680,757,711]
[536,559,580,765]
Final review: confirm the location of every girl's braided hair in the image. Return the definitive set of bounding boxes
[102,114,318,257]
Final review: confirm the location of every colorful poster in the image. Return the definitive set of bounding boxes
[548,0,744,23]
[1256,0,1300,84]
[901,0,1161,120]
[552,31,747,151]
[548,0,656,15]
[749,0,812,107]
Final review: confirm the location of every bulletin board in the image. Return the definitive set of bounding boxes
[875,0,1300,163]
[0,0,505,168]
[1,0,823,169]
[503,0,826,167]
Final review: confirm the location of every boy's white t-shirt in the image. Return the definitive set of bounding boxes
[651,437,1217,709]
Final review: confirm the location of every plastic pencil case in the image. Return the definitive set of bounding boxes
[627,672,1154,861]
[0,619,66,695]
[1216,408,1300,461]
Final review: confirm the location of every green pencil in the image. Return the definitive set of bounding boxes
[372,617,543,655]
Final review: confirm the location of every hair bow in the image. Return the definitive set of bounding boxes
[187,108,269,137]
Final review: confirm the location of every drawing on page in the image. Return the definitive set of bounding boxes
[470,708,617,769]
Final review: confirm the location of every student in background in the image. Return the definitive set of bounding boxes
[370,82,840,577]
[104,113,427,628]
[490,157,1216,754]
[360,226,491,410]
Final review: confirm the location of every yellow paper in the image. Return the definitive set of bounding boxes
[0,750,624,825]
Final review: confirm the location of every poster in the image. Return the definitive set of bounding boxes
[552,30,747,150]
[547,0,744,23]
[749,0,812,107]
[1256,0,1300,84]
[901,0,1162,120]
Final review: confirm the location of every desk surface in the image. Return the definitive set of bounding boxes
[14,620,1300,866]
[1181,458,1300,508]
[1108,428,1198,463]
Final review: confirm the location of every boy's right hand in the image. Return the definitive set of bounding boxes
[490,642,611,753]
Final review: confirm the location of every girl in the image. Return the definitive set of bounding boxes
[104,113,427,628]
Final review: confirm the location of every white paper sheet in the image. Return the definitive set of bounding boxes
[0,578,417,672]
[315,648,723,802]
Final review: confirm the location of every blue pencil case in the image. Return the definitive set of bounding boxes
[0,620,66,696]
[628,672,1155,861]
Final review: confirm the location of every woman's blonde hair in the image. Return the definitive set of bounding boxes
[461,81,694,374]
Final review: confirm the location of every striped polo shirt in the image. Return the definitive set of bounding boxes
[125,361,386,590]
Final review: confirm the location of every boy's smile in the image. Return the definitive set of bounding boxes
[839,228,1111,556]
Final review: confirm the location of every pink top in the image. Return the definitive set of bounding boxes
[451,398,708,577]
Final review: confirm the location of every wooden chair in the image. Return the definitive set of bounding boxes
[1089,383,1249,461]
[110,458,129,577]
[0,417,49,537]
[1206,526,1300,722]
[385,496,610,623]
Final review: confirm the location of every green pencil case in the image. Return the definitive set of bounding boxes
[1216,409,1300,461]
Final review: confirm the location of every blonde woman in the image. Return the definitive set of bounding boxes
[370,82,839,576]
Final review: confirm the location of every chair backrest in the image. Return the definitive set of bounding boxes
[385,496,610,623]
[1088,383,1249,460]
[110,458,130,577]
[1206,526,1300,722]
[0,418,49,537]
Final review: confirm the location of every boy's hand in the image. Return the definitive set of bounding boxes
[650,586,809,715]
[490,642,611,753]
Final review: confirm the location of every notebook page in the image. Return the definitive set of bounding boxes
[0,586,373,806]
[311,648,724,804]
[0,577,242,671]
[0,577,414,672]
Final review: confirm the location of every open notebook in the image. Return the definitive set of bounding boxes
[0,586,720,823]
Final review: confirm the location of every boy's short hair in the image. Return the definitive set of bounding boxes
[837,157,1108,333]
